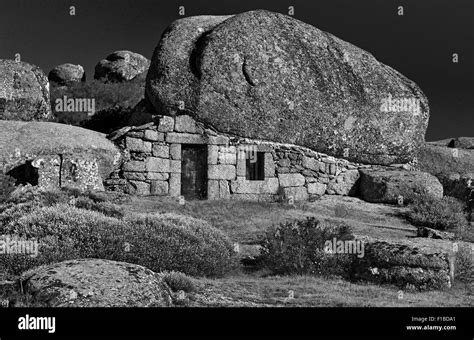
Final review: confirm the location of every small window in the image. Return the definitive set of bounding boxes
[246,152,265,181]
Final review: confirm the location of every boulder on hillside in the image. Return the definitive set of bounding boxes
[94,50,150,82]
[18,259,172,307]
[146,10,429,165]
[48,63,85,85]
[417,139,474,203]
[359,170,443,204]
[0,121,121,191]
[0,59,52,121]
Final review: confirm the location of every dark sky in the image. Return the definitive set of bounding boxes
[0,0,472,141]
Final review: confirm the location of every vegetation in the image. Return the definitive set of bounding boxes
[161,271,195,293]
[0,172,16,203]
[260,217,355,277]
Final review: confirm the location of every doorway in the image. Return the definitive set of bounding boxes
[181,144,208,200]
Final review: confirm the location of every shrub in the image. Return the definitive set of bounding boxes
[407,195,468,232]
[161,271,195,293]
[0,172,16,203]
[260,217,355,277]
[1,206,236,278]
[124,213,237,277]
[74,196,124,219]
[454,244,473,284]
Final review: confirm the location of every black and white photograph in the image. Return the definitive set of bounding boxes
[0,0,472,338]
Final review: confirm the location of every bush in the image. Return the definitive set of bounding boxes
[407,195,468,232]
[161,271,195,293]
[260,217,355,277]
[74,196,124,219]
[0,172,16,203]
[124,213,237,277]
[454,244,473,284]
[1,206,236,278]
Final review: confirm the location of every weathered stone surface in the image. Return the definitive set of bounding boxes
[360,170,443,204]
[123,161,145,172]
[208,145,219,165]
[219,180,231,199]
[208,179,220,199]
[166,132,205,144]
[123,172,147,181]
[158,116,175,132]
[170,144,181,160]
[278,173,305,187]
[146,157,170,172]
[0,59,52,121]
[169,173,181,196]
[147,172,169,181]
[19,259,172,307]
[282,186,309,201]
[218,152,236,164]
[32,156,61,189]
[302,157,319,171]
[208,165,236,180]
[48,63,85,85]
[170,160,181,173]
[61,157,104,191]
[0,121,121,187]
[417,227,456,241]
[128,180,150,195]
[264,153,275,177]
[94,50,150,82]
[308,182,327,195]
[126,137,151,153]
[146,10,428,165]
[231,177,279,194]
[144,130,164,142]
[326,170,360,196]
[175,115,202,133]
[152,144,169,158]
[150,180,169,195]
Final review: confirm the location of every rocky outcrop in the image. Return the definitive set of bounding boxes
[417,138,473,208]
[146,10,429,166]
[18,259,172,307]
[0,59,52,121]
[48,63,85,85]
[350,241,451,290]
[94,50,150,82]
[0,121,121,191]
[359,170,443,204]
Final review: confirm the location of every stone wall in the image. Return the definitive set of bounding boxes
[107,115,383,201]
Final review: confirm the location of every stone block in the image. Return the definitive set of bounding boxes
[208,164,236,180]
[144,130,164,142]
[308,182,327,195]
[236,157,246,176]
[129,181,150,196]
[231,177,279,194]
[150,180,168,195]
[33,155,61,189]
[123,161,146,172]
[208,145,219,165]
[282,186,308,201]
[152,144,169,158]
[302,156,319,171]
[175,115,202,133]
[170,144,181,160]
[208,180,219,199]
[170,160,181,173]
[218,152,237,165]
[126,137,151,153]
[208,135,229,145]
[166,133,205,144]
[158,116,174,132]
[219,180,231,199]
[169,173,181,197]
[264,153,275,177]
[146,157,170,172]
[123,172,147,181]
[278,173,305,187]
[147,172,169,181]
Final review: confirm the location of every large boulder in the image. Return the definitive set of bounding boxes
[146,10,429,165]
[19,259,172,307]
[94,50,150,82]
[359,170,443,203]
[417,138,474,205]
[48,63,85,85]
[0,121,121,190]
[0,59,52,121]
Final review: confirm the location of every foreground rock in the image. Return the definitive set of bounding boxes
[48,63,85,85]
[350,240,451,290]
[94,50,150,82]
[0,59,52,121]
[146,10,429,165]
[359,170,443,203]
[18,259,172,307]
[0,121,121,191]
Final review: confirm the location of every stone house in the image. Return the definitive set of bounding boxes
[107,115,379,201]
